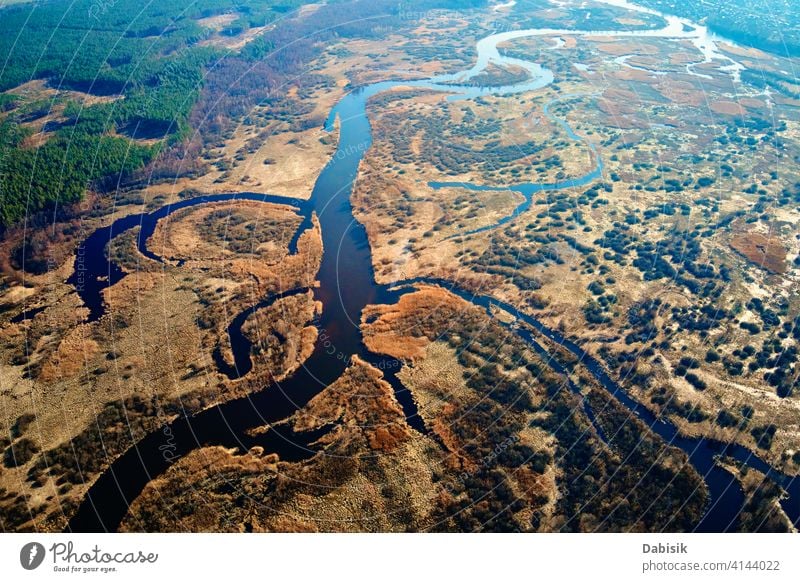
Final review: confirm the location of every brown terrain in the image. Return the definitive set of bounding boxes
[117,285,708,531]
[0,199,322,531]
[2,0,800,533]
[730,232,788,274]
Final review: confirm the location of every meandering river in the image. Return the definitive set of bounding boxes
[66,0,797,532]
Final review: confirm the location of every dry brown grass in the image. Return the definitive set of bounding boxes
[0,197,323,531]
[147,200,301,264]
[241,290,321,381]
[710,100,747,116]
[593,40,659,56]
[293,355,410,451]
[598,88,650,128]
[730,232,787,274]
[361,286,470,361]
[3,80,122,147]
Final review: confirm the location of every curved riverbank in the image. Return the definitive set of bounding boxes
[68,192,308,322]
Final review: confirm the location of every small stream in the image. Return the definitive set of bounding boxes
[394,278,800,531]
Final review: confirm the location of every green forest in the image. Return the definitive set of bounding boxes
[0,0,305,226]
[633,0,800,56]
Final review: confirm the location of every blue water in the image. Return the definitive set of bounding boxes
[431,94,604,238]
